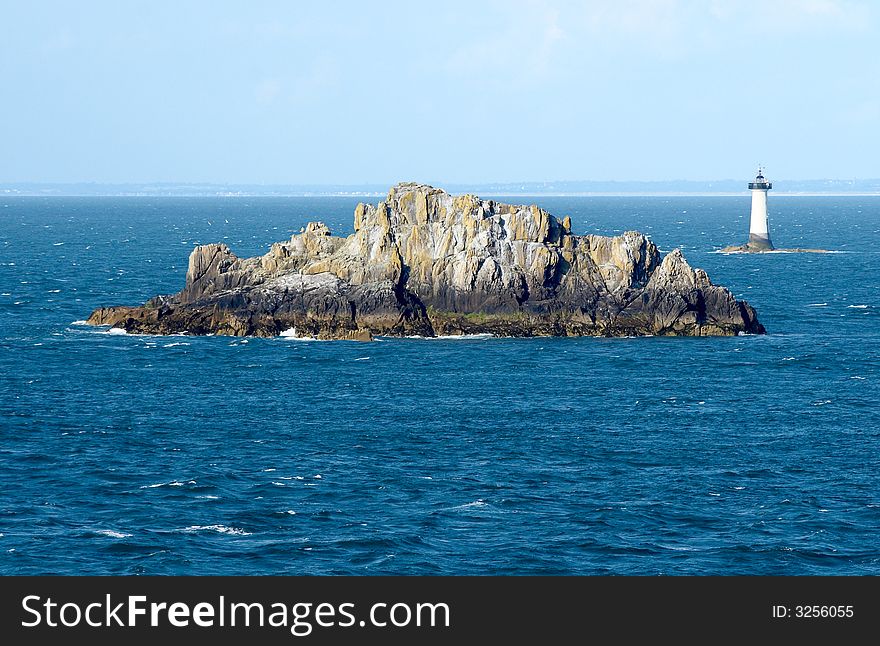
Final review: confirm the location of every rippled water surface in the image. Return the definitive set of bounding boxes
[1,195,879,574]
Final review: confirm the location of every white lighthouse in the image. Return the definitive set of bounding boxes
[748,167,773,250]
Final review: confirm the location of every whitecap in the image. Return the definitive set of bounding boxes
[851,376,866,380]
[180,525,251,536]
[105,327,128,335]
[353,357,370,361]
[141,479,195,489]
[96,529,132,539]
[162,342,190,347]
[284,510,296,515]
[807,303,827,307]
[847,304,868,309]
[196,495,219,500]
[53,242,64,246]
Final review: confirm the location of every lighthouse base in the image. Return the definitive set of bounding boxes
[747,233,774,251]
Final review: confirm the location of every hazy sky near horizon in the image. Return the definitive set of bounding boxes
[2,1,878,184]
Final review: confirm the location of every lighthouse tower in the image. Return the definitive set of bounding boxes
[747,167,773,250]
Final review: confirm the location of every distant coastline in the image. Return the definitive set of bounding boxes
[3,179,880,198]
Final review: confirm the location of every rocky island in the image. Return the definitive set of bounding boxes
[87,183,765,340]
[719,243,831,254]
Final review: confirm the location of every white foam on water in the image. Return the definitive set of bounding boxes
[180,525,252,536]
[285,510,296,515]
[313,474,322,479]
[196,495,219,500]
[807,303,827,307]
[96,530,132,539]
[105,327,128,335]
[279,328,320,341]
[263,468,277,472]
[851,376,866,380]
[847,304,868,309]
[142,480,195,489]
[435,333,494,340]
[353,357,370,361]
[53,242,64,246]
[162,342,190,347]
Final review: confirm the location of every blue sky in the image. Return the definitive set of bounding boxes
[1,1,878,184]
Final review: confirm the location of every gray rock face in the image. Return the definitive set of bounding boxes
[87,183,765,339]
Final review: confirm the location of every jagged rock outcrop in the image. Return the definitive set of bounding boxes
[87,183,765,339]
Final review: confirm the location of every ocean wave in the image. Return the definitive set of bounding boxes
[95,530,132,539]
[179,525,252,536]
[105,327,128,335]
[847,304,868,309]
[448,499,489,511]
[279,328,321,341]
[141,480,197,489]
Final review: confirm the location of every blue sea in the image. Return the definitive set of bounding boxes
[1,195,879,575]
